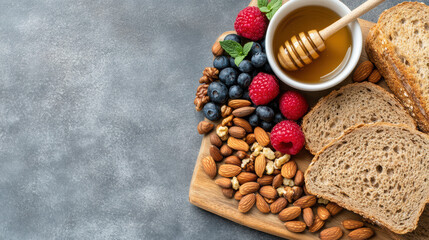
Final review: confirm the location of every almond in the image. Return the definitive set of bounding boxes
[227,137,249,151]
[368,69,381,83]
[210,145,223,162]
[202,156,216,179]
[320,227,343,240]
[284,221,306,233]
[303,208,314,227]
[215,178,232,188]
[234,118,253,133]
[342,219,364,230]
[255,154,266,177]
[326,202,343,216]
[239,182,260,195]
[245,133,256,145]
[228,126,246,139]
[257,175,274,186]
[222,188,234,198]
[234,191,243,201]
[272,174,283,188]
[235,150,247,159]
[279,206,301,221]
[308,216,325,232]
[254,127,270,146]
[281,160,297,179]
[197,121,214,134]
[218,164,241,177]
[255,193,270,214]
[232,106,255,117]
[224,155,241,166]
[294,170,304,186]
[220,144,233,156]
[228,99,252,109]
[292,186,303,200]
[352,61,374,82]
[270,197,287,214]
[293,195,316,208]
[238,193,256,213]
[348,227,374,240]
[210,133,222,147]
[317,206,331,221]
[212,40,223,56]
[285,186,294,203]
[259,186,277,199]
[237,172,258,184]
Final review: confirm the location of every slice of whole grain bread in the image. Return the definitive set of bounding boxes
[366,2,429,133]
[302,82,416,154]
[304,123,429,234]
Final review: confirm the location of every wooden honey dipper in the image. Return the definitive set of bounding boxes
[278,0,384,71]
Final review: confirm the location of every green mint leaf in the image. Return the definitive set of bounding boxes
[219,40,242,58]
[242,42,253,56]
[257,0,268,8]
[266,0,282,20]
[234,55,246,66]
[235,44,244,55]
[259,6,270,13]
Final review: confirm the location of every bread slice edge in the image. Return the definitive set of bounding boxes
[365,2,429,133]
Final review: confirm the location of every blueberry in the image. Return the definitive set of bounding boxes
[213,56,230,70]
[260,39,266,52]
[208,81,228,104]
[263,62,273,73]
[250,42,262,56]
[256,106,275,122]
[248,114,259,127]
[229,85,243,99]
[237,73,252,89]
[224,34,241,44]
[260,121,273,131]
[274,112,285,124]
[219,67,238,86]
[251,52,267,68]
[242,91,250,100]
[229,57,238,69]
[238,60,254,73]
[203,102,221,121]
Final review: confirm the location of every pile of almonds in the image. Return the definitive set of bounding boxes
[197,99,375,239]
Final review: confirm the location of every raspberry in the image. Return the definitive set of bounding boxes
[279,91,308,120]
[249,72,279,105]
[234,6,268,41]
[270,120,305,155]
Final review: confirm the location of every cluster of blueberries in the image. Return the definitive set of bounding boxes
[203,34,284,131]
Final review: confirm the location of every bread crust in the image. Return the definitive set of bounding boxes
[301,82,416,155]
[365,2,429,133]
[304,122,429,234]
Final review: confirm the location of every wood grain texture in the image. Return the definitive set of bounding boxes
[189,4,429,239]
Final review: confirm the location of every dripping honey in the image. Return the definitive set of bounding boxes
[273,6,352,84]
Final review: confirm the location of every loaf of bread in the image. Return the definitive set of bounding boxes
[302,82,416,154]
[366,2,429,133]
[305,123,429,234]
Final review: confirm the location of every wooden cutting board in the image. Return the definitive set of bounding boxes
[189,1,429,239]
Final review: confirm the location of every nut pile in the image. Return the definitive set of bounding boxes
[198,103,375,239]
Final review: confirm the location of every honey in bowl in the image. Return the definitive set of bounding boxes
[273,6,352,84]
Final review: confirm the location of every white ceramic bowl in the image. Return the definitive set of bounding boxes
[265,0,363,91]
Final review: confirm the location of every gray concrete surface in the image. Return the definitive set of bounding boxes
[0,0,426,239]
